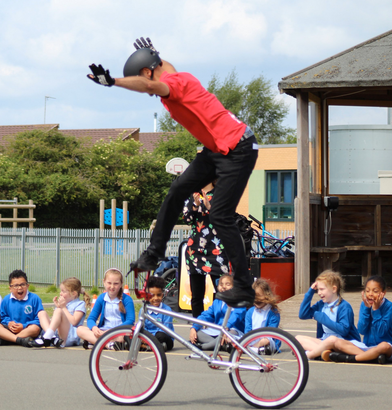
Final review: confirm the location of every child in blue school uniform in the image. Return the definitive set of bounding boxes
[244,278,281,354]
[141,276,174,352]
[77,268,135,349]
[296,269,360,360]
[323,275,392,364]
[0,270,46,347]
[29,277,90,348]
[189,274,246,350]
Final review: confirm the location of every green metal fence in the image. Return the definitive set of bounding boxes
[0,228,188,288]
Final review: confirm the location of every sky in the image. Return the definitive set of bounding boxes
[1,0,392,133]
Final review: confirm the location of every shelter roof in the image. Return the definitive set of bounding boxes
[279,29,392,99]
[0,124,58,147]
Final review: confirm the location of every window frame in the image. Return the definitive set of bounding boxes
[264,170,297,222]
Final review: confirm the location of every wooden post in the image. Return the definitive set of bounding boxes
[295,91,310,294]
[29,200,34,229]
[123,201,128,231]
[123,201,128,258]
[99,199,105,231]
[13,197,18,229]
[111,199,116,257]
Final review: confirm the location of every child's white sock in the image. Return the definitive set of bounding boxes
[43,329,55,340]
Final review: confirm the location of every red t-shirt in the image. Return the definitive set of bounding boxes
[160,71,246,155]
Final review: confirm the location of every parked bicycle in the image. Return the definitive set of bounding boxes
[89,269,309,408]
[248,214,295,258]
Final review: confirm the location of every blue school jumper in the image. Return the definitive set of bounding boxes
[357,298,392,346]
[87,293,135,330]
[1,292,43,328]
[299,287,360,341]
[192,299,246,333]
[141,302,175,340]
[245,305,281,351]
[244,306,280,333]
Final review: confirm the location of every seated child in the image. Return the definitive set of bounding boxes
[189,274,246,350]
[244,278,281,354]
[296,269,360,360]
[142,276,174,352]
[323,275,392,364]
[29,277,90,348]
[77,268,135,349]
[0,270,47,347]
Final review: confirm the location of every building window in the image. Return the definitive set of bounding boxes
[265,171,297,221]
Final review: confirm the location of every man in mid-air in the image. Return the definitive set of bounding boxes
[88,38,258,307]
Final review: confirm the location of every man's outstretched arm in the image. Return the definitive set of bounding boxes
[87,63,169,97]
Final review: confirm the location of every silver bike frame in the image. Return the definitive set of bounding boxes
[127,302,268,372]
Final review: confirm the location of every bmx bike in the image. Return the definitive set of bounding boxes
[89,269,309,408]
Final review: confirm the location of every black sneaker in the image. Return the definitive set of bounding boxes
[83,340,93,350]
[28,335,51,348]
[51,336,64,348]
[130,250,158,272]
[16,337,33,348]
[378,354,386,364]
[258,345,272,355]
[216,286,255,307]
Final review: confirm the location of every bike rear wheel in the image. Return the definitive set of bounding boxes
[229,327,308,408]
[89,326,167,405]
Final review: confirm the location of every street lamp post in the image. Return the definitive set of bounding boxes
[44,96,56,124]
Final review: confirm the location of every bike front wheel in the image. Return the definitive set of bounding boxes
[229,327,308,409]
[89,326,167,405]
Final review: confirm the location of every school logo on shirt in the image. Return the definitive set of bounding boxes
[24,305,33,314]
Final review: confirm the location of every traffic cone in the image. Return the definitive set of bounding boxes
[124,284,130,296]
[91,294,97,308]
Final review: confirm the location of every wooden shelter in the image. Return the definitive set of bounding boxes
[278,30,392,292]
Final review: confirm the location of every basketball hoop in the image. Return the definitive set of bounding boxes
[165,158,189,175]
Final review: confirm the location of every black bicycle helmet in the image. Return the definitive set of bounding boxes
[123,48,162,77]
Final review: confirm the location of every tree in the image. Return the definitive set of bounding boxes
[153,130,199,164]
[157,69,296,145]
[0,130,104,228]
[88,135,172,228]
[0,131,173,229]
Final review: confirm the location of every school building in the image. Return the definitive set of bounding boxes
[237,144,297,236]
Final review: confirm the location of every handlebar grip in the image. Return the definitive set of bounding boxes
[248,214,262,226]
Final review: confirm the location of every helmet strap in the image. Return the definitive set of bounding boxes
[150,69,154,80]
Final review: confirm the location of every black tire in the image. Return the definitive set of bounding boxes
[161,267,177,288]
[89,326,167,405]
[229,327,309,408]
[161,268,179,311]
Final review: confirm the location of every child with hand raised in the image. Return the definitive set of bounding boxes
[296,270,360,360]
[29,277,90,348]
[324,275,392,364]
[77,268,135,349]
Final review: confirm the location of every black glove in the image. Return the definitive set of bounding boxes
[87,64,115,87]
[133,37,159,54]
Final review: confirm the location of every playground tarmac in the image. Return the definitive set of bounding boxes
[1,291,391,410]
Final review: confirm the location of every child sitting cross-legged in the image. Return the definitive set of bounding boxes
[0,270,47,347]
[141,276,174,352]
[244,278,281,354]
[189,274,246,351]
[322,275,392,364]
[29,277,90,348]
[296,269,360,360]
[77,268,135,349]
